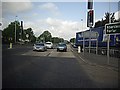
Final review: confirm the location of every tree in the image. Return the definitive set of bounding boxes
[51,37,64,43]
[38,30,65,43]
[70,38,76,43]
[59,38,64,43]
[94,20,102,28]
[94,12,116,28]
[51,37,60,43]
[38,31,52,42]
[2,21,21,43]
[2,21,36,44]
[23,28,36,43]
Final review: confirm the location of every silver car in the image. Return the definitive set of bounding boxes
[33,43,47,51]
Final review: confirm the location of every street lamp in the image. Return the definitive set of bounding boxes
[15,16,18,43]
[81,19,85,54]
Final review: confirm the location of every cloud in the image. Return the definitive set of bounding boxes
[24,21,44,37]
[2,16,88,40]
[2,0,32,2]
[39,3,60,16]
[2,1,33,14]
[24,17,88,40]
[114,10,120,20]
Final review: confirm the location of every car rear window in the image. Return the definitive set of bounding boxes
[36,43,44,46]
[46,43,51,44]
[58,44,66,47]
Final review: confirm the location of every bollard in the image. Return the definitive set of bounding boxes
[10,43,12,49]
[78,46,81,53]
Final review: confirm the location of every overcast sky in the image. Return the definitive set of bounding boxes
[1,0,120,40]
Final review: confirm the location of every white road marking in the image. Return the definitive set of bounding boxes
[21,45,76,58]
[21,50,50,56]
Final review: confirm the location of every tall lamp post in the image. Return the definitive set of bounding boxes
[15,16,18,43]
[81,19,84,54]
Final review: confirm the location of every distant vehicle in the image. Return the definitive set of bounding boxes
[57,43,67,52]
[45,41,53,49]
[33,43,47,51]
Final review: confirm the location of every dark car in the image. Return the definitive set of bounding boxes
[57,43,67,52]
[33,43,47,51]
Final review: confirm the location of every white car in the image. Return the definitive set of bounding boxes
[45,42,53,49]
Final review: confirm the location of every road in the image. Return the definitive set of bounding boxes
[2,44,118,88]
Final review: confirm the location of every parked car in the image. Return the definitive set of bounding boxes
[45,41,53,49]
[33,43,47,51]
[57,43,67,52]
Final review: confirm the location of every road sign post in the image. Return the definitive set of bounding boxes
[78,46,81,53]
[107,35,110,64]
[9,38,13,49]
[89,28,91,53]
[83,32,85,55]
[87,0,94,53]
[105,22,120,65]
[96,32,99,55]
[105,22,120,34]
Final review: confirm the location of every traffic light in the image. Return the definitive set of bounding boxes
[89,10,94,23]
[87,10,94,27]
[20,21,23,39]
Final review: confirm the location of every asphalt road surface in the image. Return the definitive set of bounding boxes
[2,44,118,88]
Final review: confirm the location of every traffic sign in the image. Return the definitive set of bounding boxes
[105,22,120,34]
[26,34,29,38]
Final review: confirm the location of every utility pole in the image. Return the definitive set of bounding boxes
[15,16,17,43]
[89,27,91,53]
[87,0,94,53]
[81,19,85,54]
[21,21,23,42]
[107,0,111,65]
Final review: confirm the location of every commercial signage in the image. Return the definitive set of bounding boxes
[83,31,98,38]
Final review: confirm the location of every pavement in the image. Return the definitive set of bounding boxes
[71,46,119,72]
